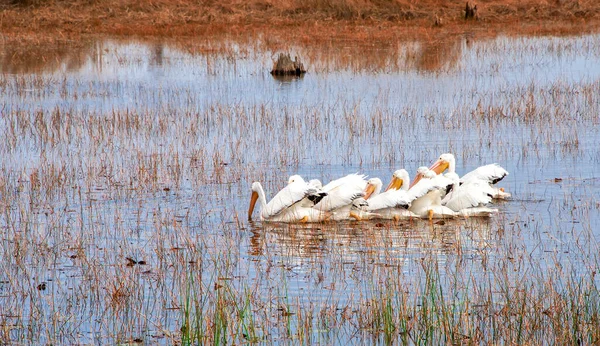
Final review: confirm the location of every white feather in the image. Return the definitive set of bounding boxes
[460,163,509,185]
[442,174,494,211]
[313,173,367,212]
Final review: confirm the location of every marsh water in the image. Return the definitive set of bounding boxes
[1,33,600,343]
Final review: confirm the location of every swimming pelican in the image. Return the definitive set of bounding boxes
[248,178,330,222]
[442,172,498,217]
[304,173,368,220]
[408,167,457,220]
[428,153,511,199]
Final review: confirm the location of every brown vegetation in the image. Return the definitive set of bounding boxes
[0,0,599,42]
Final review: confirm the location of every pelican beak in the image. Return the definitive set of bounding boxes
[409,172,423,189]
[429,159,449,175]
[248,191,258,220]
[364,183,377,199]
[384,177,404,192]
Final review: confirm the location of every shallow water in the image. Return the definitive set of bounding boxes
[0,34,599,343]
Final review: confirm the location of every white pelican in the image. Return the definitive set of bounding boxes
[350,174,416,221]
[248,178,330,223]
[303,173,368,220]
[408,167,457,220]
[442,172,499,217]
[428,153,511,199]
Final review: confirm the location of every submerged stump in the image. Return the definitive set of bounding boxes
[270,53,306,76]
[465,1,478,20]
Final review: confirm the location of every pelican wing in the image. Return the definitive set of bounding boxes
[321,173,367,193]
[296,178,328,208]
[314,173,367,212]
[299,190,328,208]
[366,190,411,211]
[461,164,508,185]
[352,197,369,209]
[407,174,453,202]
[307,192,327,205]
[263,181,315,218]
[442,181,493,211]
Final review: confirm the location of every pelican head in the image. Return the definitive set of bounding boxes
[410,166,431,188]
[308,179,323,190]
[422,167,437,179]
[248,182,261,220]
[288,174,304,184]
[429,153,455,175]
[364,178,382,199]
[385,169,409,192]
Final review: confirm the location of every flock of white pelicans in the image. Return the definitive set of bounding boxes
[248,153,511,223]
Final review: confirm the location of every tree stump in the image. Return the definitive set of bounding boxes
[270,53,306,76]
[465,1,478,20]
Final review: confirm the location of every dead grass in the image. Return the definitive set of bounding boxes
[0,0,599,41]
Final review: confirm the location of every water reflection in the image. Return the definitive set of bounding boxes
[0,35,471,76]
[270,73,305,83]
[0,40,93,74]
[414,38,463,72]
[248,218,496,261]
[3,33,599,79]
[150,43,165,66]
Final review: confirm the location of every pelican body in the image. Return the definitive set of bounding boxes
[248,177,330,223]
[429,153,511,199]
[407,167,457,219]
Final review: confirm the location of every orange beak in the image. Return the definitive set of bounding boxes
[429,159,449,175]
[409,172,423,189]
[364,183,377,199]
[248,191,258,220]
[385,176,404,192]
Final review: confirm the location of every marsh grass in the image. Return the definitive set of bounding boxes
[167,232,600,344]
[3,0,600,41]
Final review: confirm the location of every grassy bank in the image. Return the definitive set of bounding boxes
[1,0,599,41]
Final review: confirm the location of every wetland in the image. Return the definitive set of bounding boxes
[1,28,600,344]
